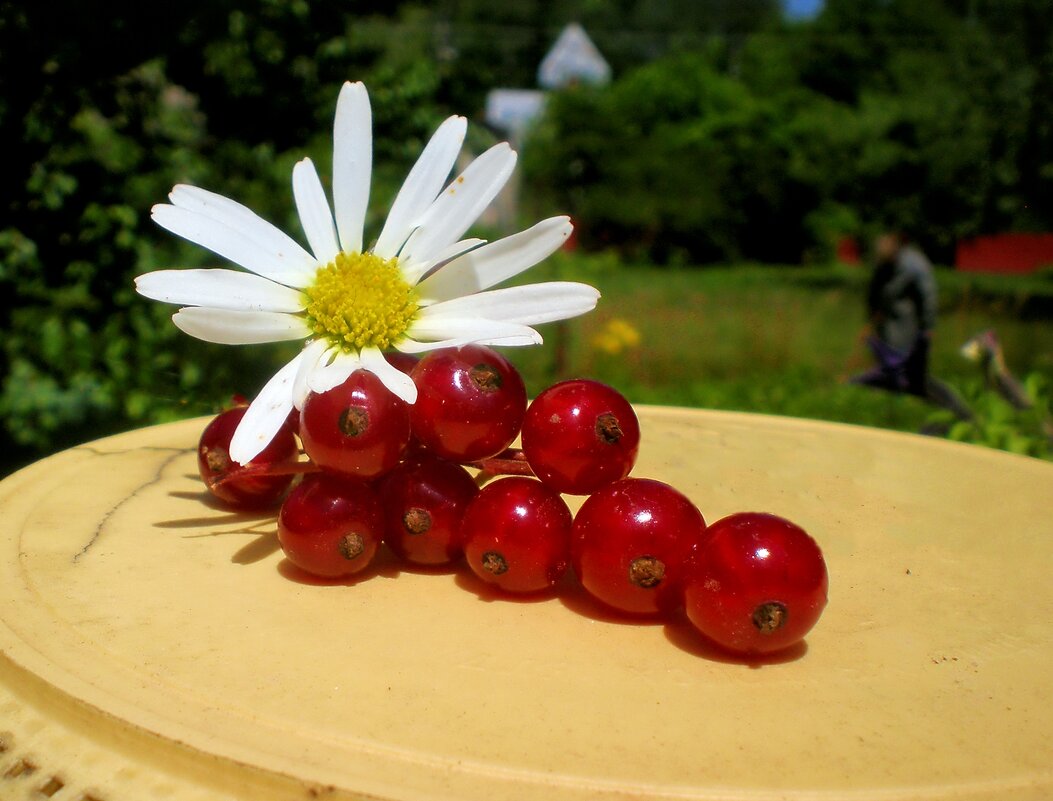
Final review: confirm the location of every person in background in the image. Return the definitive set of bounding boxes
[849,232,973,420]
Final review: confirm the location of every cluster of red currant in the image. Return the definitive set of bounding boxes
[198,344,828,657]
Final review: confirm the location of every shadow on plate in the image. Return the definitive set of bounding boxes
[275,543,404,587]
[555,581,665,627]
[453,567,567,604]
[663,613,809,666]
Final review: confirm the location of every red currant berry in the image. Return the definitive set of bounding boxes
[572,478,707,616]
[384,351,419,375]
[197,406,299,509]
[300,369,410,479]
[410,345,527,462]
[283,406,302,438]
[522,379,640,494]
[277,473,383,578]
[683,512,828,655]
[461,477,572,594]
[377,453,479,566]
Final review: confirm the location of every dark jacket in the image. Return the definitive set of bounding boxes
[866,245,938,353]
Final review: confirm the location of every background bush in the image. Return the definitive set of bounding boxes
[2,0,1051,474]
[524,0,1053,263]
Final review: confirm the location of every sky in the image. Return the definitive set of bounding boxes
[783,0,824,20]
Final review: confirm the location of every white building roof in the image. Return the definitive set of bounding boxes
[537,23,611,90]
[484,88,546,135]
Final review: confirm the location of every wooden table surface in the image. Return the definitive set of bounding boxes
[1,408,1051,801]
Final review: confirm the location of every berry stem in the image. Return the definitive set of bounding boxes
[470,448,535,483]
[208,459,322,490]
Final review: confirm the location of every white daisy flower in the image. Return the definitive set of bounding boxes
[136,81,599,465]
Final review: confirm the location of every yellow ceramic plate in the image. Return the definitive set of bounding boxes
[1,408,1051,801]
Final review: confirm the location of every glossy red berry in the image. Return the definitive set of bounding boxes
[283,406,302,438]
[461,477,572,594]
[384,351,419,375]
[410,345,527,463]
[300,369,410,479]
[522,379,640,494]
[277,473,383,578]
[377,453,479,566]
[683,512,828,655]
[197,406,299,509]
[571,478,708,616]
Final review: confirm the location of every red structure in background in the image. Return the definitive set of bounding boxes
[835,237,861,265]
[955,233,1053,274]
[836,234,1053,273]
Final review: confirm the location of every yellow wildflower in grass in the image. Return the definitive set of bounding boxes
[591,318,642,357]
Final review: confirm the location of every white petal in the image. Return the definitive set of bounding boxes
[307,348,361,395]
[333,81,371,255]
[292,158,340,264]
[135,269,305,313]
[164,185,317,286]
[172,307,310,345]
[420,282,599,326]
[151,205,310,290]
[417,217,573,302]
[360,347,418,404]
[374,115,467,260]
[396,332,542,354]
[292,339,330,408]
[407,315,542,345]
[398,143,517,266]
[228,351,305,465]
[403,238,486,286]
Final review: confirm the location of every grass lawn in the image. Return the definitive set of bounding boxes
[510,257,1053,458]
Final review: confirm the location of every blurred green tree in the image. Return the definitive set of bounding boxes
[523,51,816,262]
[526,0,1053,263]
[0,0,449,473]
[2,0,1051,474]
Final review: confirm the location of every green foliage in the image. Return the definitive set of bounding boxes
[524,53,817,262]
[0,3,454,474]
[512,259,1053,461]
[3,0,1053,476]
[926,373,1053,459]
[526,0,1053,263]
[3,61,211,463]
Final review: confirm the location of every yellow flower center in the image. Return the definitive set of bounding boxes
[303,251,418,351]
